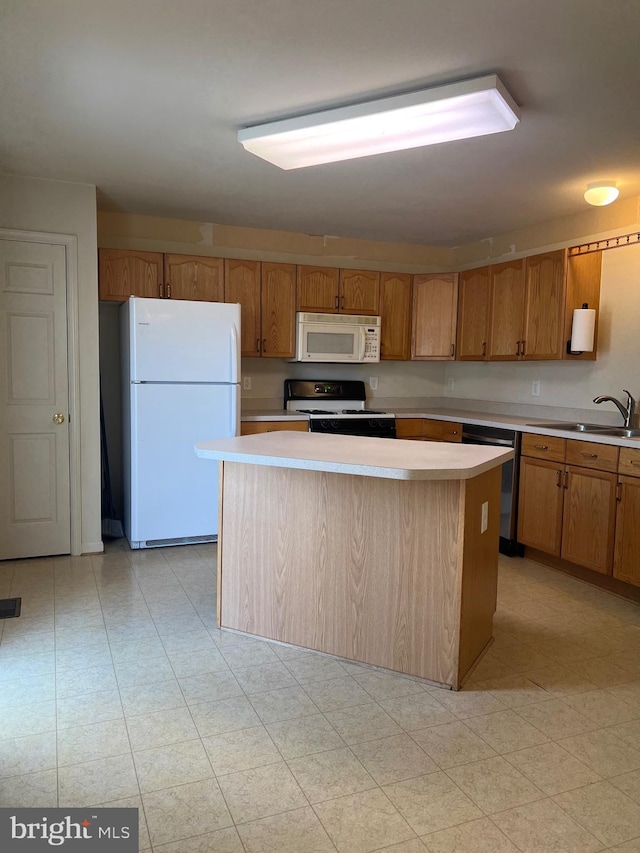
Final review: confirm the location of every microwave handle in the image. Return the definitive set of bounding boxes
[359,327,366,361]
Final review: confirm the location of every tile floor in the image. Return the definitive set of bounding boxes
[2,543,640,852]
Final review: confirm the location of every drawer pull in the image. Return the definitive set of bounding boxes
[581,453,598,459]
[533,443,549,450]
[630,460,639,465]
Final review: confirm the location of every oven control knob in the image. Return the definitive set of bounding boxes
[330,419,340,430]
[320,420,331,429]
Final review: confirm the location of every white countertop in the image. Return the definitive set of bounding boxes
[195,431,513,481]
[240,408,640,448]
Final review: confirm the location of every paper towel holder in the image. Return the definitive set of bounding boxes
[566,302,596,355]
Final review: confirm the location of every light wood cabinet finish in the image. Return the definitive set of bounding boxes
[517,456,564,555]
[411,273,458,360]
[339,269,380,314]
[488,259,526,360]
[457,266,491,360]
[614,475,640,586]
[566,439,619,473]
[395,419,424,439]
[423,419,462,442]
[521,433,566,462]
[619,447,640,476]
[379,272,412,360]
[224,259,261,357]
[522,249,566,360]
[297,266,340,313]
[241,421,308,435]
[218,460,501,689]
[98,249,163,301]
[164,254,224,302]
[561,466,617,574]
[564,251,602,361]
[261,263,296,358]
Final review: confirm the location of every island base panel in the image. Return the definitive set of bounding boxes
[218,462,500,689]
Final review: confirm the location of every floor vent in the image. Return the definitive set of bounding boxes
[0,598,21,619]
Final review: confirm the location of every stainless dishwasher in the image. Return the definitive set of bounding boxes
[461,423,523,557]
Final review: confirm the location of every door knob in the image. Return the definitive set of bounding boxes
[53,413,65,424]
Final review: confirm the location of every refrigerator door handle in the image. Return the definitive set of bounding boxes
[229,323,240,383]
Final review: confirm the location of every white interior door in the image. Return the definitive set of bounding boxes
[0,239,70,560]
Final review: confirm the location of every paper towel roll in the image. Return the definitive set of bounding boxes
[570,308,596,352]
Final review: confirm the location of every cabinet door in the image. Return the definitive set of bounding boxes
[457,266,490,360]
[411,273,458,360]
[395,419,424,439]
[563,251,601,362]
[561,465,617,574]
[241,421,308,435]
[98,249,163,301]
[339,269,380,315]
[164,254,224,302]
[614,475,640,586]
[423,420,462,442]
[261,262,296,358]
[379,272,411,360]
[488,259,525,360]
[517,456,564,554]
[523,250,566,360]
[297,266,339,313]
[224,259,261,357]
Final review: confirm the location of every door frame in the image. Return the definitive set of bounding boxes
[0,228,82,556]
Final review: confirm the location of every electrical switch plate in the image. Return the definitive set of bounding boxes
[369,376,379,391]
[242,376,252,391]
[446,378,455,392]
[531,380,541,397]
[481,501,489,533]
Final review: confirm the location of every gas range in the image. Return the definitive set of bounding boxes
[284,380,396,439]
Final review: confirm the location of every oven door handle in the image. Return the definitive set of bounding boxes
[461,435,514,447]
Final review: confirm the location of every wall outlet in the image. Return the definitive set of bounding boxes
[531,379,541,397]
[481,501,488,534]
[446,378,455,392]
[242,376,252,391]
[369,376,379,391]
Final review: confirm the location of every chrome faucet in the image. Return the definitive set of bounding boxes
[593,389,636,428]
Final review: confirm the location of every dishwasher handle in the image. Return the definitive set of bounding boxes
[461,434,515,447]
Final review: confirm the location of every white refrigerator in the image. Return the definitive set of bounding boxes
[121,296,240,549]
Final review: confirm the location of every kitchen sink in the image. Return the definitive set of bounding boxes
[526,422,612,432]
[595,427,640,438]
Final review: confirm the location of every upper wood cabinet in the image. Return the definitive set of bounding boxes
[457,266,491,360]
[411,273,458,360]
[379,272,412,360]
[297,266,340,313]
[297,266,379,315]
[487,258,526,360]
[563,251,602,362]
[164,255,224,302]
[261,263,296,358]
[522,249,566,360]
[98,249,163,301]
[224,259,261,357]
[339,269,380,315]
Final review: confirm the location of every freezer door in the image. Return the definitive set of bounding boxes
[127,382,239,545]
[128,297,240,383]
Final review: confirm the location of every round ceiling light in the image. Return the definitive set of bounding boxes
[584,181,619,206]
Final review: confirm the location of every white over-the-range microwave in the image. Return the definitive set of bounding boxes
[291,312,381,363]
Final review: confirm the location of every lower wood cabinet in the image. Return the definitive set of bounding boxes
[240,421,308,435]
[396,419,462,442]
[518,435,619,576]
[614,448,640,586]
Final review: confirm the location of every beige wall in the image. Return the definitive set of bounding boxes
[0,174,102,553]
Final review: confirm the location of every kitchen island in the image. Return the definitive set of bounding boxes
[195,432,513,690]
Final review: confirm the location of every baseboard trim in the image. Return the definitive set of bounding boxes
[81,541,104,555]
[525,547,640,603]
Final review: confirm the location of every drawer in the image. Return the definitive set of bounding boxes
[619,446,640,477]
[241,421,308,435]
[521,433,566,462]
[396,418,424,439]
[423,419,462,442]
[566,439,619,472]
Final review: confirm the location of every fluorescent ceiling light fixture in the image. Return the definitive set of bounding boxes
[584,181,619,206]
[238,74,520,170]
